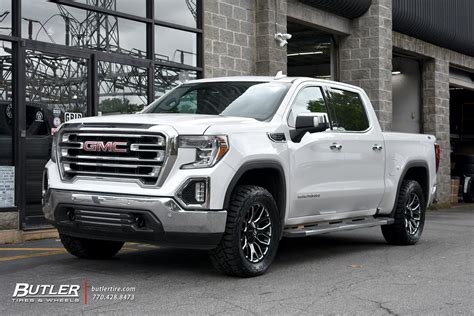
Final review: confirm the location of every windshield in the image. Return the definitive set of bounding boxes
[143,81,291,121]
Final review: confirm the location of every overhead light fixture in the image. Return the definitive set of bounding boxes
[287,51,324,57]
[391,71,401,75]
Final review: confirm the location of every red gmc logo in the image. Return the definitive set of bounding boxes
[83,141,128,153]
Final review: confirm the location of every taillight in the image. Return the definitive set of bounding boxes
[434,143,441,173]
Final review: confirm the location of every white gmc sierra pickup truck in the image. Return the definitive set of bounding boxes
[43,76,439,277]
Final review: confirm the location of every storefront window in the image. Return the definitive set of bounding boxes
[24,50,88,215]
[0,0,11,36]
[155,26,197,66]
[155,0,197,28]
[22,0,146,58]
[72,0,146,17]
[25,50,88,126]
[98,61,148,115]
[22,0,86,45]
[0,41,13,167]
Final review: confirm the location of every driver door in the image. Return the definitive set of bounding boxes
[287,86,346,224]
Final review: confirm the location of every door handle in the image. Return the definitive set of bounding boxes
[372,144,383,151]
[330,143,342,150]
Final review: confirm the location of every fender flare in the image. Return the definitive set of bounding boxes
[223,160,287,225]
[385,160,429,218]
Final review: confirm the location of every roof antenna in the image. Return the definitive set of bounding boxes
[274,70,286,79]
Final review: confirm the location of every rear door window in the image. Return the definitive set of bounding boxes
[327,88,370,132]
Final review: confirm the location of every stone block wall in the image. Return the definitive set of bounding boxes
[203,0,256,77]
[422,59,451,204]
[255,0,287,75]
[339,0,393,131]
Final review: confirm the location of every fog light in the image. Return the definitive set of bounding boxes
[176,178,210,208]
[195,182,206,203]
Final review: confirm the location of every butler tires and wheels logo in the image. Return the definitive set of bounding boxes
[11,281,136,304]
[11,283,82,303]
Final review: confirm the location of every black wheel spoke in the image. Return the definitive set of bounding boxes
[404,192,421,236]
[240,202,272,263]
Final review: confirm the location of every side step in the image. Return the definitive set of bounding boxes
[283,217,394,238]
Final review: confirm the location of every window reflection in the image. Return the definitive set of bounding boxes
[22,0,146,58]
[0,0,11,36]
[25,50,88,131]
[154,65,197,99]
[155,0,197,28]
[329,89,369,132]
[72,0,146,17]
[155,26,197,66]
[0,41,12,166]
[98,61,148,115]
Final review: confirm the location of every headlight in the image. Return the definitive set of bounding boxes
[178,135,229,169]
[50,124,63,163]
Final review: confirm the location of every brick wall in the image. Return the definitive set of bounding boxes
[422,59,451,204]
[339,0,393,131]
[255,0,287,75]
[203,0,256,77]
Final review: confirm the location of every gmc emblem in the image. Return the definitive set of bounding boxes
[83,141,128,153]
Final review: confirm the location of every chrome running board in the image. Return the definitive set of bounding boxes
[283,217,394,238]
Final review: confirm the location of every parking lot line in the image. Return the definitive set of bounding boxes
[0,250,67,262]
[0,248,66,251]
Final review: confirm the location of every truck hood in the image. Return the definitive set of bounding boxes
[66,113,260,134]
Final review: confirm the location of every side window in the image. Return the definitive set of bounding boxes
[328,89,370,132]
[288,86,327,127]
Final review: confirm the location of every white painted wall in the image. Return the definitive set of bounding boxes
[392,57,421,133]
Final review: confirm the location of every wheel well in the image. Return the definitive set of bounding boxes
[403,166,429,201]
[225,167,286,224]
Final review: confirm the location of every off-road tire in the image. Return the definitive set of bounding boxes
[209,185,281,277]
[382,180,426,245]
[60,234,124,259]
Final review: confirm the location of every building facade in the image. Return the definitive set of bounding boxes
[0,0,473,231]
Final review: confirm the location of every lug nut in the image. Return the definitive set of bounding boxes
[66,209,76,221]
[135,215,146,228]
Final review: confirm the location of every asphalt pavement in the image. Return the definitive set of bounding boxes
[0,208,473,315]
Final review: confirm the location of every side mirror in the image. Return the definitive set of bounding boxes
[295,112,329,132]
[291,112,329,142]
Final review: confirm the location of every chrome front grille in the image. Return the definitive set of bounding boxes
[58,131,167,185]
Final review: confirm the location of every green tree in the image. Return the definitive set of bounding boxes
[99,98,144,114]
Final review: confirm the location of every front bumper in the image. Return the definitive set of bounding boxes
[43,189,227,249]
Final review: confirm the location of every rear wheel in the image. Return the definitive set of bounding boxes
[209,185,281,277]
[382,180,426,245]
[60,234,124,259]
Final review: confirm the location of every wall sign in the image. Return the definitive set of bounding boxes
[64,112,83,122]
[0,166,15,208]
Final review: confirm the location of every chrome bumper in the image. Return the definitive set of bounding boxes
[43,189,227,249]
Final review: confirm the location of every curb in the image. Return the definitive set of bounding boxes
[0,229,59,245]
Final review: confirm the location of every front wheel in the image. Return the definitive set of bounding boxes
[382,180,426,245]
[60,234,124,259]
[209,185,281,277]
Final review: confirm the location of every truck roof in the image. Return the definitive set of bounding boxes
[185,75,362,91]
